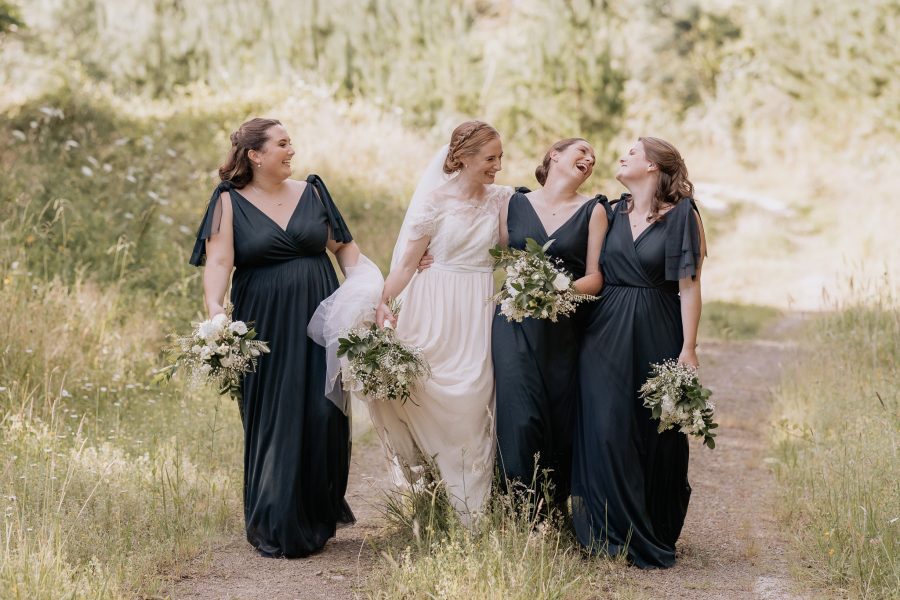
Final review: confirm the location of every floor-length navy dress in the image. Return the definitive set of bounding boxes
[571,195,702,568]
[492,191,602,511]
[190,175,355,557]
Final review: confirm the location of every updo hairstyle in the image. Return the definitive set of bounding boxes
[443,120,500,175]
[534,138,587,186]
[218,118,282,187]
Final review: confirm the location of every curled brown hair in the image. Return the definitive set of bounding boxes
[218,118,282,188]
[535,138,588,186]
[631,136,694,221]
[443,120,500,174]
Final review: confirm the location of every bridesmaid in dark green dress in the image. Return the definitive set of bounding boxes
[572,137,706,568]
[493,138,608,513]
[190,118,360,557]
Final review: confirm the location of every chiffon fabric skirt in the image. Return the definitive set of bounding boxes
[232,254,354,557]
[367,264,496,522]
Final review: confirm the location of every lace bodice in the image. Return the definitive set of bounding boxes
[408,184,511,269]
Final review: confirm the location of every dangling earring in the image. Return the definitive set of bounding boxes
[257,163,262,168]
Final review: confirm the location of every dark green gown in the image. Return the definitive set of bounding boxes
[492,191,602,511]
[572,195,702,568]
[190,175,355,557]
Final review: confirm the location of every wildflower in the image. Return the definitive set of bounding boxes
[12,130,26,141]
[228,321,249,335]
[81,166,94,177]
[552,273,571,291]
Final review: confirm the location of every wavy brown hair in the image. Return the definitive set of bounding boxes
[443,120,500,174]
[629,136,694,222]
[534,137,588,186]
[218,118,282,188]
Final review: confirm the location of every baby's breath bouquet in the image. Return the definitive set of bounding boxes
[336,299,431,404]
[639,359,717,449]
[154,311,270,402]
[490,237,596,323]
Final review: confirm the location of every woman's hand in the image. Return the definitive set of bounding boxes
[417,251,434,273]
[208,304,226,318]
[678,347,699,369]
[375,302,397,329]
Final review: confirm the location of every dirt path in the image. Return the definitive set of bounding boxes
[169,320,813,600]
[626,321,810,600]
[167,423,392,600]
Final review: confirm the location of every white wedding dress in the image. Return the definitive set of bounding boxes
[369,184,512,522]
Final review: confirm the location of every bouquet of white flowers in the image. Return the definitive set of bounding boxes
[639,359,717,449]
[336,299,431,404]
[154,312,270,402]
[489,237,596,323]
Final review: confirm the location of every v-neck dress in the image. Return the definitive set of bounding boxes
[492,191,602,511]
[190,174,355,557]
[571,195,702,568]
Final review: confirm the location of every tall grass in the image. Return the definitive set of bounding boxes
[771,277,899,598]
[366,471,640,600]
[0,273,244,597]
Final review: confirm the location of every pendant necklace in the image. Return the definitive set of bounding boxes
[250,184,284,206]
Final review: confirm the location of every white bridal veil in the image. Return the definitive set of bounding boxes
[308,144,455,414]
[390,144,455,270]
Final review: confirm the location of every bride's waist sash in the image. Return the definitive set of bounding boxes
[430,262,494,274]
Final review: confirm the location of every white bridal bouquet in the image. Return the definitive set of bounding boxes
[154,312,270,401]
[335,299,431,405]
[490,237,596,323]
[639,359,718,449]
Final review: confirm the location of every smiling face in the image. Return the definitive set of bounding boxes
[553,139,595,183]
[460,136,503,184]
[616,140,654,184]
[249,124,295,180]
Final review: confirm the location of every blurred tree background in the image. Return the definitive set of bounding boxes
[8,0,897,156]
[0,0,900,305]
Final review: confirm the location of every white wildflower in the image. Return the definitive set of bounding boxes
[552,273,571,291]
[196,320,219,341]
[228,321,248,335]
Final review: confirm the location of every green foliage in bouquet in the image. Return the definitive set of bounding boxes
[490,237,596,323]
[336,299,431,404]
[640,359,718,449]
[153,311,270,403]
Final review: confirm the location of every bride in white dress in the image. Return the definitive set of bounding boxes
[371,121,511,523]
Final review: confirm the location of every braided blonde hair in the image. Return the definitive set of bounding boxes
[443,120,500,174]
